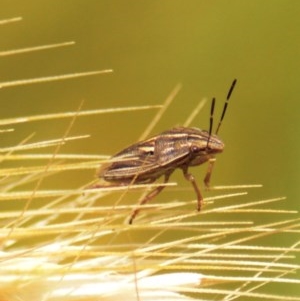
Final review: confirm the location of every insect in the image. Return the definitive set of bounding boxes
[97,79,237,223]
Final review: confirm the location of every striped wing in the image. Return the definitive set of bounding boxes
[99,137,159,183]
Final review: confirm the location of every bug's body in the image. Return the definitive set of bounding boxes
[98,127,224,224]
[96,79,236,223]
[100,127,224,184]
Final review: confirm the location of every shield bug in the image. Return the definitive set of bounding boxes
[97,79,237,223]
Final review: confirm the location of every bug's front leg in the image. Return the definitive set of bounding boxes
[128,172,172,224]
[204,158,216,189]
[182,167,203,211]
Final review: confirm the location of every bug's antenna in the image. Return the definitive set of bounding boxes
[206,97,215,148]
[215,79,237,135]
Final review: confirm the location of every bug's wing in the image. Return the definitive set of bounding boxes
[99,137,158,182]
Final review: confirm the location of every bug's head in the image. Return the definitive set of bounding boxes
[187,129,224,166]
[191,130,224,155]
[203,130,225,154]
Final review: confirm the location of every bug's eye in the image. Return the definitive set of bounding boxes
[190,145,201,153]
[147,150,154,156]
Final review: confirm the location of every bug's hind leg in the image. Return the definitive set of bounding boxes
[182,167,203,211]
[128,173,171,224]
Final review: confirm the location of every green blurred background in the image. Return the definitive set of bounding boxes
[1,0,299,297]
[1,0,299,207]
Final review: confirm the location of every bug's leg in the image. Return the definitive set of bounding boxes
[204,158,216,190]
[182,167,203,211]
[128,173,171,224]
